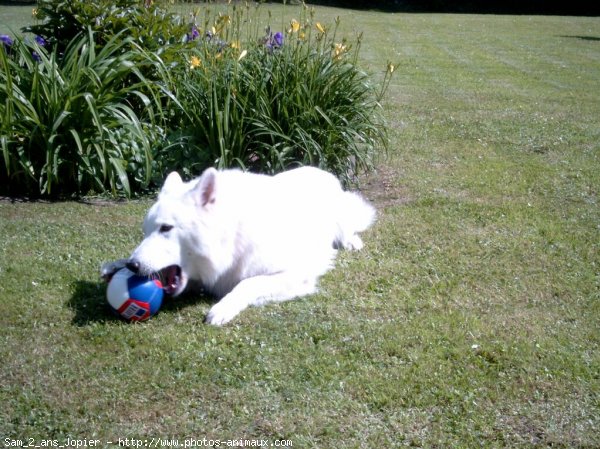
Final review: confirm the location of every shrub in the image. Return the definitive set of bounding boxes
[0,30,169,196]
[24,0,189,57]
[164,4,392,186]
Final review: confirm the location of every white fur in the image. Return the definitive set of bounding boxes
[124,166,375,325]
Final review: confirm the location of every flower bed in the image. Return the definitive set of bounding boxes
[0,0,392,197]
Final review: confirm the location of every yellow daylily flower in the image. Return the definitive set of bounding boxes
[215,14,231,34]
[316,22,326,34]
[289,19,300,33]
[387,63,395,74]
[333,42,347,60]
[190,55,201,69]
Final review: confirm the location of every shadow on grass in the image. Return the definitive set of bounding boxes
[67,280,212,326]
[0,1,37,5]
[559,35,600,41]
[273,0,600,16]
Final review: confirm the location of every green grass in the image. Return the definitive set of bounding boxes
[1,5,599,448]
[0,4,35,36]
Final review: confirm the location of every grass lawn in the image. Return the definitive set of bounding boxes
[0,4,35,36]
[1,4,599,448]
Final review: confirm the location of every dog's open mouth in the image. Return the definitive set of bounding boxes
[158,265,182,296]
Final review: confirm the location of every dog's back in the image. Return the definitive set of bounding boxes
[206,167,375,296]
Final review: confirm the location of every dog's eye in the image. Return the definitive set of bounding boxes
[159,224,173,233]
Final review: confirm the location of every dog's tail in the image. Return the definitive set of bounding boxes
[334,192,376,250]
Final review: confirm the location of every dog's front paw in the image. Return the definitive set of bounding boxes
[343,234,364,251]
[205,300,242,326]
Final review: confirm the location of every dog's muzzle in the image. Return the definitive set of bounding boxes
[126,260,141,273]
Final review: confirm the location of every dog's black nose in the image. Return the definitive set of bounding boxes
[126,260,141,273]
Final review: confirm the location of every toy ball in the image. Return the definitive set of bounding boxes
[106,268,164,321]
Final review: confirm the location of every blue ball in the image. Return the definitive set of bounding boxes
[106,268,163,321]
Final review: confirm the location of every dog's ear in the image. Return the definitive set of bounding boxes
[192,167,218,208]
[161,171,183,196]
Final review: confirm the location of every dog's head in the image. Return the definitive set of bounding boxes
[127,167,220,296]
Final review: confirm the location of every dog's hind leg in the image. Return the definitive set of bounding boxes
[334,191,376,251]
[205,272,319,326]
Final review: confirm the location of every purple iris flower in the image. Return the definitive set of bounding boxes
[34,35,47,46]
[272,32,284,47]
[265,31,283,51]
[1,34,14,48]
[30,35,47,62]
[188,25,200,42]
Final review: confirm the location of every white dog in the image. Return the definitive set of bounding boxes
[102,166,375,325]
